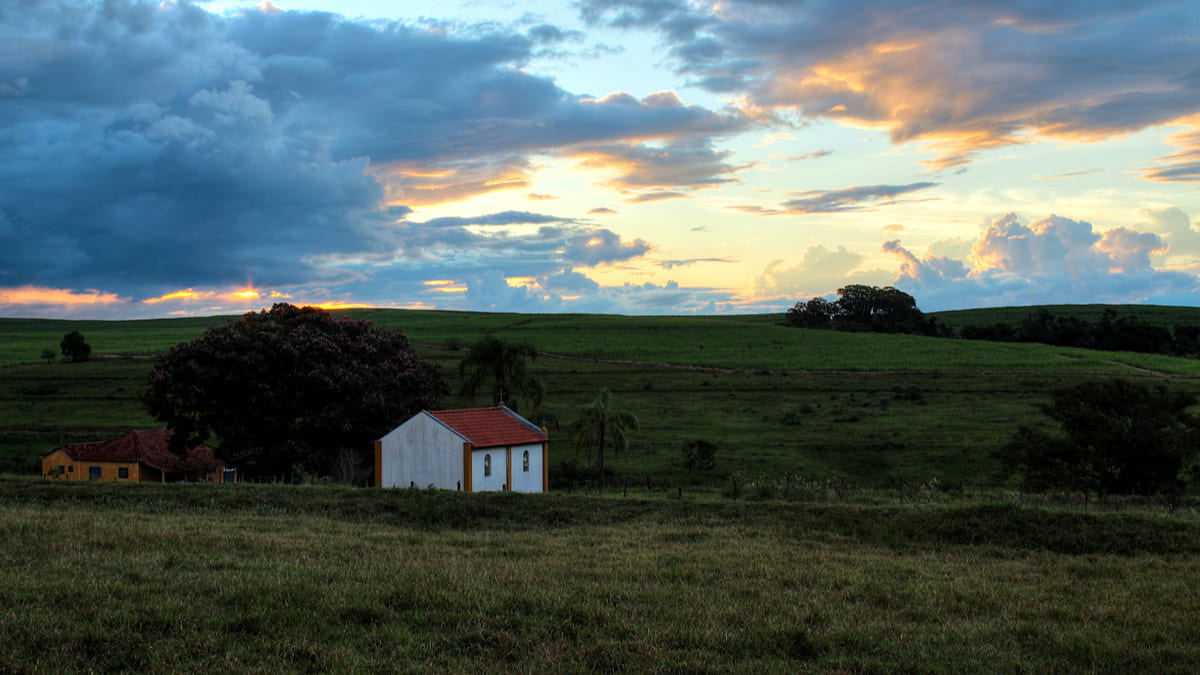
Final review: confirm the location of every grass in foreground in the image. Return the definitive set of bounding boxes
[2,479,1198,673]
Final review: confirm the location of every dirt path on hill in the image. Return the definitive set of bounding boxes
[537,352,1197,378]
[418,343,1197,379]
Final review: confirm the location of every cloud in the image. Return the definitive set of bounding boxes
[752,244,891,298]
[588,207,618,214]
[660,257,737,269]
[579,0,1200,171]
[417,211,575,229]
[448,268,737,315]
[780,182,939,214]
[1137,116,1200,184]
[0,1,748,306]
[884,213,1200,310]
[627,191,691,203]
[789,150,833,162]
[1035,169,1105,180]
[0,286,127,309]
[561,228,652,267]
[1137,206,1200,261]
[572,138,747,193]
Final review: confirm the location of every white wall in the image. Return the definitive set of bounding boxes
[378,413,463,490]
[471,447,507,492]
[508,443,545,493]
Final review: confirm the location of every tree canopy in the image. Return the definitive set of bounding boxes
[996,379,1200,495]
[458,335,545,415]
[568,389,639,493]
[144,303,446,479]
[786,285,937,334]
[60,331,91,362]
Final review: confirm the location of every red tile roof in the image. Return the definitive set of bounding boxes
[428,406,547,449]
[55,429,223,473]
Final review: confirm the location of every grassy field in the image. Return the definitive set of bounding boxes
[2,478,1198,673]
[3,308,1200,485]
[3,308,1199,672]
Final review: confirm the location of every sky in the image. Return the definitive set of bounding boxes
[1,0,1198,319]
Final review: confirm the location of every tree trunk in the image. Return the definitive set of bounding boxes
[597,426,606,494]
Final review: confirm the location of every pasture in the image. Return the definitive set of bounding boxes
[2,478,1199,673]
[2,307,1199,672]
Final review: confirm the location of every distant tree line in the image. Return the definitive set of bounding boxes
[788,288,1197,357]
[959,308,1200,357]
[786,285,948,336]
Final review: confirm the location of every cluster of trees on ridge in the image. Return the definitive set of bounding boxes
[786,285,947,336]
[787,285,1199,357]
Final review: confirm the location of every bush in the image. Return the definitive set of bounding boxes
[681,439,717,473]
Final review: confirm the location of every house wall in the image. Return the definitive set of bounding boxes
[471,447,508,492]
[508,442,546,493]
[378,413,464,489]
[468,442,545,493]
[42,451,140,482]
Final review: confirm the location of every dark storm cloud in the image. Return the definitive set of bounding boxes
[578,0,1200,171]
[0,1,745,299]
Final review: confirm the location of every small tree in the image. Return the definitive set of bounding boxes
[40,349,57,364]
[996,379,1200,495]
[60,331,91,362]
[568,389,639,494]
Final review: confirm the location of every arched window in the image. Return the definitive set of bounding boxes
[522,450,530,472]
[484,454,492,477]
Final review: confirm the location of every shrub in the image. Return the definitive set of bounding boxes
[681,439,717,473]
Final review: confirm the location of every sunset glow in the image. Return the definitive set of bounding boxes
[1,0,1196,319]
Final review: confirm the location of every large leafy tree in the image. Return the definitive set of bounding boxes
[60,331,91,362]
[458,335,545,415]
[568,389,639,493]
[144,304,446,479]
[996,379,1200,495]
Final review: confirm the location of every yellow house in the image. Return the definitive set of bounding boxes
[42,428,236,483]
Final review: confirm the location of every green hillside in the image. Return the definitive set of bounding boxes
[3,308,1198,486]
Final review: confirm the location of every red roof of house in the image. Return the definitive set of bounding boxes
[53,429,223,473]
[428,406,547,449]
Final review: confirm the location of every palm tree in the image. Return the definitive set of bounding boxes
[568,389,639,493]
[457,335,545,414]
